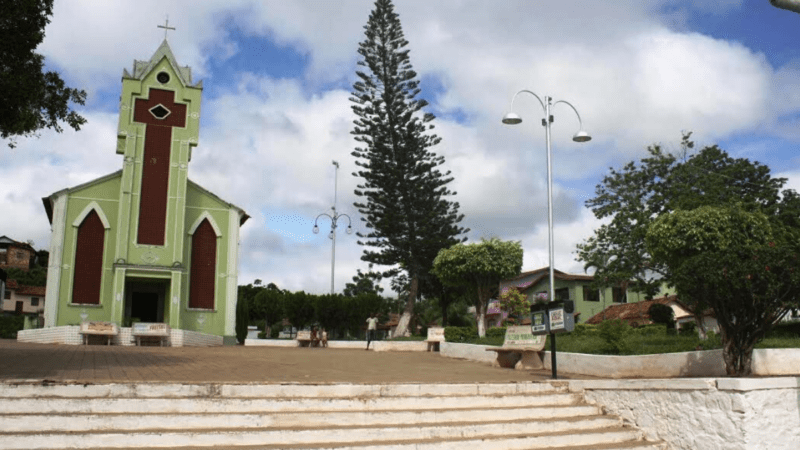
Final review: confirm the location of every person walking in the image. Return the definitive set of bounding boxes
[366,313,378,350]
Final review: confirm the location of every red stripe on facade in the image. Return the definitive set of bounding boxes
[189,219,216,309]
[72,210,105,305]
[136,125,172,245]
[133,88,187,246]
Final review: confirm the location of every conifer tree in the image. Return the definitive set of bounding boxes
[350,0,467,337]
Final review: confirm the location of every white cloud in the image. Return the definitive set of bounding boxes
[5,0,800,296]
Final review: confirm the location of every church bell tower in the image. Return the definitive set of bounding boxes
[115,38,203,267]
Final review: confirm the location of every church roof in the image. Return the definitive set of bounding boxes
[42,171,123,224]
[41,171,249,226]
[187,179,250,225]
[123,39,202,88]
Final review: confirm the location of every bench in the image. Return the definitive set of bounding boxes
[485,325,546,370]
[296,330,318,347]
[131,322,170,346]
[79,321,119,345]
[426,327,445,351]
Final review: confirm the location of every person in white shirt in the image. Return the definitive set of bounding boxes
[366,313,378,350]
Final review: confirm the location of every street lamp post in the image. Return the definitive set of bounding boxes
[313,161,353,295]
[502,90,591,379]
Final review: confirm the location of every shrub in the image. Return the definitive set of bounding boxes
[768,321,800,338]
[0,315,24,339]
[571,323,596,336]
[486,327,506,339]
[235,297,249,344]
[678,322,696,336]
[632,324,664,336]
[598,319,630,354]
[444,326,477,342]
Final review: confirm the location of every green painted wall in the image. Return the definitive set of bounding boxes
[501,270,669,324]
[47,41,244,339]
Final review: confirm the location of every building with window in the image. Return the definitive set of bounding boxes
[0,236,35,272]
[497,267,657,324]
[37,40,247,344]
[2,279,46,317]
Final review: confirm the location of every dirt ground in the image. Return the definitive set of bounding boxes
[0,339,583,384]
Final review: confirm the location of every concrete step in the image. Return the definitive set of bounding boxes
[0,421,638,450]
[0,382,668,450]
[2,404,601,432]
[0,381,566,399]
[0,391,582,414]
[74,440,669,450]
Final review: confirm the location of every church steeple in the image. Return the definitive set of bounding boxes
[115,37,202,260]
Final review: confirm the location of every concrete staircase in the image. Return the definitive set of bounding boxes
[0,381,668,450]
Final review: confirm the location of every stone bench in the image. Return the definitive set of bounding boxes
[296,330,319,347]
[425,327,445,351]
[131,322,170,346]
[79,321,119,345]
[485,325,546,370]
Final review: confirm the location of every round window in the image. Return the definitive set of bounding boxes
[156,72,170,84]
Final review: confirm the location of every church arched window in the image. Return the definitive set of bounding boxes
[72,210,105,305]
[189,219,217,309]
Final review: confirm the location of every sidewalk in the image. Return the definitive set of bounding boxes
[0,339,582,384]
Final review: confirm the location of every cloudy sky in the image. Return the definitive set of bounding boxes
[2,0,800,295]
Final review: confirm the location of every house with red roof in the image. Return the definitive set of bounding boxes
[585,295,719,334]
[496,267,664,325]
[2,279,46,318]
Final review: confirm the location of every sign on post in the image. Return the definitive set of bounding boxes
[530,300,575,335]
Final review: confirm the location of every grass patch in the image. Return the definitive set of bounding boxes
[388,335,426,341]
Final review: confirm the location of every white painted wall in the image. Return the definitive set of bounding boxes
[569,378,800,450]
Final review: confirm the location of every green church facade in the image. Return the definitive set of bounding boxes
[40,41,247,343]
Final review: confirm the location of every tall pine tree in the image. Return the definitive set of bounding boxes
[350,0,467,337]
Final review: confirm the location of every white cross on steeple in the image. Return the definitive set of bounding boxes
[157,16,176,40]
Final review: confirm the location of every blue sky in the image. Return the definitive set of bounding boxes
[2,0,800,294]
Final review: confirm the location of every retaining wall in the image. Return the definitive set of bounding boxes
[438,342,799,378]
[539,349,800,378]
[17,326,222,347]
[244,339,428,351]
[569,377,800,450]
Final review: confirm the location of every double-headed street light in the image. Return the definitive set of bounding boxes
[313,161,353,295]
[502,90,591,379]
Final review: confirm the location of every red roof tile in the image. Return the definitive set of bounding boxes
[3,279,45,296]
[585,297,673,325]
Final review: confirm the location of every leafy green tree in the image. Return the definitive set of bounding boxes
[646,206,800,376]
[343,265,384,297]
[5,266,47,286]
[432,238,523,337]
[251,286,283,337]
[341,292,388,338]
[1,0,87,148]
[350,0,467,337]
[577,133,800,329]
[235,295,249,344]
[281,291,315,332]
[647,303,675,330]
[313,293,347,339]
[578,134,793,292]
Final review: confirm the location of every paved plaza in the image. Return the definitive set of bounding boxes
[0,339,588,384]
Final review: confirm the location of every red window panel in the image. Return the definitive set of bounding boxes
[72,210,105,305]
[136,125,172,245]
[189,219,217,309]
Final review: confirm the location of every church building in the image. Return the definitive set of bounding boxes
[38,39,248,345]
